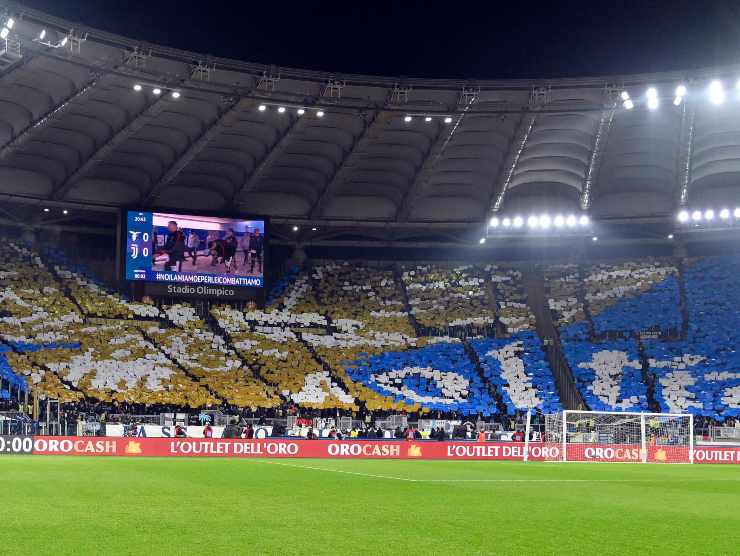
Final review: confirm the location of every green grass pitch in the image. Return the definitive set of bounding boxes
[2,456,739,555]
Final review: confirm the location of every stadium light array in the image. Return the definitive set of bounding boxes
[488,212,592,236]
[678,206,740,229]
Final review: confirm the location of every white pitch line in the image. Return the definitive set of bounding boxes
[252,460,740,484]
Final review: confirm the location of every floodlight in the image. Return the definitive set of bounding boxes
[502,217,511,228]
[734,207,740,218]
[620,91,630,101]
[316,110,325,117]
[62,209,68,215]
[704,209,715,221]
[0,28,8,40]
[675,84,687,97]
[647,97,659,110]
[691,210,702,221]
[258,104,267,111]
[171,91,181,99]
[292,225,299,232]
[444,116,452,124]
[152,88,162,96]
[404,115,412,123]
[677,210,689,223]
[709,80,725,105]
[479,237,486,245]
[513,216,523,228]
[667,234,674,239]
[133,84,142,92]
[646,87,658,99]
[623,99,634,110]
[297,108,305,115]
[527,215,538,229]
[720,208,730,220]
[277,106,286,113]
[539,214,551,229]
[579,215,590,226]
[489,217,499,228]
[566,215,577,228]
[554,215,564,228]
[38,29,46,40]
[60,36,68,46]
[43,208,49,212]
[424,116,432,122]
[592,236,598,241]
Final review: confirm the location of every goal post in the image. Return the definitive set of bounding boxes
[542,410,694,463]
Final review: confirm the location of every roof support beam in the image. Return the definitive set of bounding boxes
[51,96,169,201]
[141,97,244,207]
[228,113,305,208]
[491,112,536,213]
[580,96,618,210]
[0,70,101,158]
[677,103,696,206]
[396,98,473,222]
[308,109,387,218]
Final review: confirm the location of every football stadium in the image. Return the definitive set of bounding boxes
[0,2,739,555]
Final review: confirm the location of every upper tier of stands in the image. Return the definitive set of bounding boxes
[1,241,737,421]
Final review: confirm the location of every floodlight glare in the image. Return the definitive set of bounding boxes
[444,116,453,124]
[62,209,68,215]
[720,208,730,220]
[479,237,486,245]
[709,80,725,105]
[258,104,267,111]
[133,84,142,92]
[0,28,8,40]
[673,96,683,106]
[152,88,162,96]
[646,87,658,99]
[554,215,565,228]
[677,210,689,223]
[489,217,499,228]
[171,91,181,99]
[647,97,659,110]
[424,116,432,122]
[5,18,14,30]
[675,84,687,97]
[292,225,299,232]
[539,214,551,229]
[527,215,538,229]
[60,36,68,46]
[316,110,325,117]
[513,216,523,228]
[691,210,702,221]
[623,99,634,110]
[566,214,577,228]
[620,91,630,101]
[579,215,590,226]
[502,217,511,228]
[39,29,46,40]
[404,115,412,123]
[592,236,598,242]
[277,106,286,113]
[43,208,49,212]
[667,234,674,240]
[734,207,740,218]
[704,209,715,221]
[297,108,305,115]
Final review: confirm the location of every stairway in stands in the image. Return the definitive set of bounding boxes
[521,264,586,410]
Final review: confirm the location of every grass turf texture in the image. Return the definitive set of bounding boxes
[2,457,739,555]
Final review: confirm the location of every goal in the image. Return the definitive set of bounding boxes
[537,410,694,463]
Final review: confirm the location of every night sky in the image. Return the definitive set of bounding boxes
[18,0,740,79]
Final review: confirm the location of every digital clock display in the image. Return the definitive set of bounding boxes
[0,435,34,454]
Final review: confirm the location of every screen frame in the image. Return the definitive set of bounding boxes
[118,206,270,293]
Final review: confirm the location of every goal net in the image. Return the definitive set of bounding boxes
[540,410,693,463]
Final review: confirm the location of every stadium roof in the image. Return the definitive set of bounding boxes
[1,1,740,239]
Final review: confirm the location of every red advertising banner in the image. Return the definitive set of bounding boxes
[28,437,740,463]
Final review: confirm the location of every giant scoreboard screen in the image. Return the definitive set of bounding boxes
[123,210,266,299]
